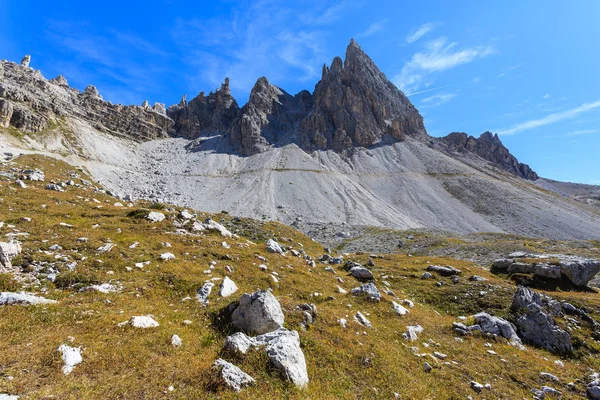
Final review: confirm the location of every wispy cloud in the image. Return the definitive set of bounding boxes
[394,37,495,93]
[565,129,599,137]
[301,1,356,25]
[420,92,457,108]
[172,1,329,98]
[45,20,172,104]
[406,22,438,44]
[356,19,389,38]
[497,100,600,135]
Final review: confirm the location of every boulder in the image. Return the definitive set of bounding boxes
[0,292,57,306]
[224,332,258,354]
[491,258,513,272]
[511,287,572,354]
[427,265,462,276]
[171,334,182,347]
[213,358,255,392]
[220,277,238,297]
[421,272,434,279]
[129,315,159,328]
[57,344,82,375]
[196,282,215,305]
[0,241,21,270]
[392,301,409,316]
[349,266,374,280]
[255,328,309,388]
[472,312,523,348]
[350,282,381,301]
[402,325,424,341]
[205,218,233,238]
[559,259,600,287]
[231,290,285,335]
[146,211,165,222]
[266,239,285,254]
[354,312,372,328]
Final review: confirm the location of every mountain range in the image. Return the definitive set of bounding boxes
[1,39,599,239]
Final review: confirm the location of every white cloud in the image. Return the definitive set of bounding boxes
[406,23,437,44]
[543,93,551,99]
[356,19,389,38]
[565,129,599,137]
[420,92,457,108]
[394,37,495,93]
[497,100,600,136]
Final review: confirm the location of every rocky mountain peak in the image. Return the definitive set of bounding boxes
[440,131,539,180]
[299,39,425,151]
[229,77,313,156]
[166,78,239,138]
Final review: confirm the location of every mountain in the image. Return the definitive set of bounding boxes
[440,131,538,180]
[1,41,600,240]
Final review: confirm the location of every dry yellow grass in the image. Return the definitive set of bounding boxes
[0,154,598,399]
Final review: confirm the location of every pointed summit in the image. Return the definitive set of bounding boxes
[300,39,425,150]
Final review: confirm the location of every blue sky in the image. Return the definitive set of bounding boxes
[1,0,599,184]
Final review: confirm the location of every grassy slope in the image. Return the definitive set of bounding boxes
[0,155,599,399]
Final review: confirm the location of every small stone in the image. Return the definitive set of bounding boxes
[470,381,484,393]
[171,334,182,347]
[129,316,159,328]
[57,344,82,375]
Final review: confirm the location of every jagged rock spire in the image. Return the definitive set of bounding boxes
[20,55,31,68]
[299,39,425,151]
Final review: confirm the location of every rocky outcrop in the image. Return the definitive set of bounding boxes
[510,287,572,354]
[231,290,285,335]
[0,58,173,140]
[20,55,30,68]
[299,39,425,151]
[167,78,239,138]
[441,131,538,180]
[228,77,312,156]
[491,255,600,287]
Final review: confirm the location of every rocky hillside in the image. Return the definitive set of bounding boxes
[0,56,172,141]
[2,41,600,241]
[1,154,600,399]
[440,131,538,180]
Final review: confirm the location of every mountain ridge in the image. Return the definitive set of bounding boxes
[2,40,600,241]
[1,39,537,182]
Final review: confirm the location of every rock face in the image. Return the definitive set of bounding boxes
[441,131,539,180]
[0,59,173,140]
[0,241,21,270]
[228,77,312,155]
[167,78,239,138]
[20,55,31,68]
[0,99,13,128]
[299,39,424,151]
[231,290,285,335]
[510,287,572,354]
